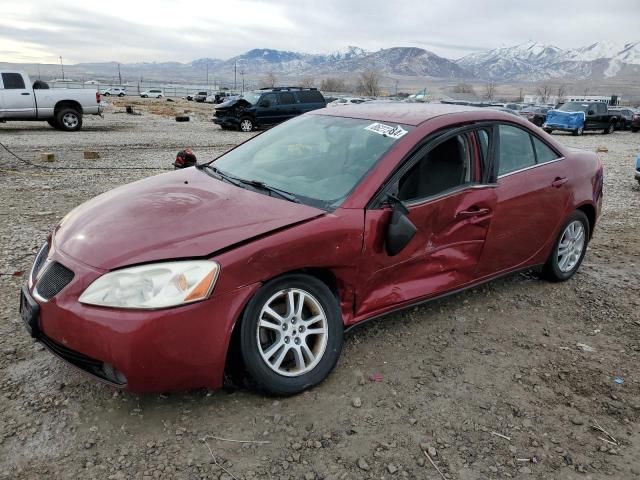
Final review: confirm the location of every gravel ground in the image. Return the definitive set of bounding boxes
[1,102,639,479]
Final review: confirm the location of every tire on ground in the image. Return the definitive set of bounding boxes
[542,210,590,282]
[55,108,82,132]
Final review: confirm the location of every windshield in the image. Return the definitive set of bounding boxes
[559,102,589,113]
[212,115,412,208]
[240,91,262,105]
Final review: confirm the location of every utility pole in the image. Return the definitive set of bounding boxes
[117,63,122,85]
[395,79,399,96]
[37,64,41,80]
[59,56,65,80]
[240,68,245,93]
[206,61,209,88]
[234,60,237,91]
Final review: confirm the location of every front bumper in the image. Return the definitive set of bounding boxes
[212,115,240,128]
[21,246,258,392]
[543,123,577,132]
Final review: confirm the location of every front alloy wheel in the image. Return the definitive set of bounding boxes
[240,274,343,395]
[239,118,254,132]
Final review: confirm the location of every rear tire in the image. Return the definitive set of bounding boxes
[118,93,125,97]
[544,128,553,134]
[632,127,639,133]
[55,108,82,132]
[103,92,110,97]
[542,211,589,282]
[603,123,615,134]
[47,119,57,129]
[240,274,343,396]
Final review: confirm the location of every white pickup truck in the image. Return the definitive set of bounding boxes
[0,71,103,131]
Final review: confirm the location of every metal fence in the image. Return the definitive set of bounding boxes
[45,81,252,98]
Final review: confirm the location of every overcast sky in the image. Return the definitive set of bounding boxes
[2,0,638,64]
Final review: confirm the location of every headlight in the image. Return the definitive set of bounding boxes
[79,261,220,309]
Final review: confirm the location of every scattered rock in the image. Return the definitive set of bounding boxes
[352,397,362,408]
[357,458,370,471]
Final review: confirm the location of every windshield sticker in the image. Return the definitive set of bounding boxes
[364,123,408,139]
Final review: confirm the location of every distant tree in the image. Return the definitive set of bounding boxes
[517,87,524,102]
[452,83,475,94]
[356,70,381,97]
[259,72,277,89]
[582,86,590,98]
[483,81,497,101]
[536,84,552,103]
[556,84,567,103]
[320,77,347,92]
[300,76,315,88]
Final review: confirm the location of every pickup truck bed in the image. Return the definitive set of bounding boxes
[0,71,103,131]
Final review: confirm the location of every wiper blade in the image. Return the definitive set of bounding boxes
[239,179,300,203]
[202,166,300,203]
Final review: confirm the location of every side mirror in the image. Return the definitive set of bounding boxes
[587,110,594,115]
[385,196,417,256]
[259,100,270,108]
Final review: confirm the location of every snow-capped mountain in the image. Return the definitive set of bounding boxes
[458,40,640,80]
[5,41,639,84]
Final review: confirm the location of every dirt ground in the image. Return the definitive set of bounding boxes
[0,101,639,480]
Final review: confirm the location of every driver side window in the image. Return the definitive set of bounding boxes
[397,134,473,202]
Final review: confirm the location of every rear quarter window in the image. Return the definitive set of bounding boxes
[296,90,325,104]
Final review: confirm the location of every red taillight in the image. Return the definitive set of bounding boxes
[633,114,638,120]
[96,92,101,103]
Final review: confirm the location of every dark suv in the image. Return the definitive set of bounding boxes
[213,87,326,131]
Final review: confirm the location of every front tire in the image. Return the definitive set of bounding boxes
[542,211,589,282]
[118,93,125,97]
[103,92,110,97]
[603,123,615,134]
[239,117,254,132]
[56,108,82,132]
[572,126,584,136]
[47,119,57,129]
[240,274,343,395]
[544,128,553,134]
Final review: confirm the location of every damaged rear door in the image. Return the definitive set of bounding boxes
[355,125,498,317]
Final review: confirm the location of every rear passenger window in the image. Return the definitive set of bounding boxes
[532,137,559,164]
[498,125,536,176]
[279,92,296,104]
[1,73,25,89]
[297,90,324,104]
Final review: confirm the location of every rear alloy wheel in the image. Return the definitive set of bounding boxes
[603,123,615,134]
[572,126,584,136]
[240,275,343,395]
[239,118,254,132]
[542,211,589,282]
[56,108,82,132]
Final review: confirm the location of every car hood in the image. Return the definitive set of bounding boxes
[215,98,252,110]
[54,167,325,270]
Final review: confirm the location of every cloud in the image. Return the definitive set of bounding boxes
[1,0,638,63]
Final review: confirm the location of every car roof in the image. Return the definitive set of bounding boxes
[311,102,517,126]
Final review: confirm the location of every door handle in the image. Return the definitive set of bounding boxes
[551,177,568,188]
[456,207,491,219]
[21,92,31,96]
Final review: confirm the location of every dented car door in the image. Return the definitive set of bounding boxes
[355,128,497,318]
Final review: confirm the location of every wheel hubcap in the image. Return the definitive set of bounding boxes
[557,221,585,273]
[240,120,252,131]
[257,288,328,377]
[62,113,78,128]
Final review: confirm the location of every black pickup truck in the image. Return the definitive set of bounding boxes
[543,101,619,135]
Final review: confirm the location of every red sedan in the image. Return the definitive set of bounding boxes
[20,104,604,394]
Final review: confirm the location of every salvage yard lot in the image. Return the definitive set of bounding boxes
[1,101,639,479]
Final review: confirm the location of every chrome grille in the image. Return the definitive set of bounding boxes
[30,242,49,284]
[35,262,74,300]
